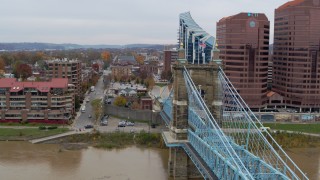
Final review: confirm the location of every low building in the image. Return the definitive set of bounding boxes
[163,49,178,73]
[140,97,152,110]
[0,78,74,124]
[109,82,150,109]
[140,61,158,76]
[111,56,137,81]
[111,65,133,81]
[116,56,136,65]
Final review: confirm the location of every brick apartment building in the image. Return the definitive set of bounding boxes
[111,56,136,80]
[46,58,82,97]
[0,78,74,124]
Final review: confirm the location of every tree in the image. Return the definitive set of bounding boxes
[101,51,111,62]
[135,55,145,64]
[145,77,155,90]
[131,101,140,109]
[0,57,5,70]
[15,63,32,79]
[0,53,15,66]
[91,74,100,85]
[75,95,81,111]
[81,82,89,93]
[31,52,45,63]
[114,96,127,107]
[91,99,102,125]
[92,63,100,72]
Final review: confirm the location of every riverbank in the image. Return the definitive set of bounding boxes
[46,131,165,150]
[1,125,319,150]
[0,127,69,141]
[270,131,320,148]
[263,123,320,134]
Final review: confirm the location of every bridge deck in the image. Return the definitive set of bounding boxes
[183,143,217,180]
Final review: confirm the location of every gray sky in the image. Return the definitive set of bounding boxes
[0,0,289,45]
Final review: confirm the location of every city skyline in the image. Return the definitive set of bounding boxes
[1,0,289,45]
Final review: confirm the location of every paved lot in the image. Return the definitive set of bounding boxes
[97,116,166,133]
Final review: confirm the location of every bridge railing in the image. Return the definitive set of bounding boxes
[218,66,308,180]
[160,89,173,125]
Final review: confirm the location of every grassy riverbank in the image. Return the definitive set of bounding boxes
[52,131,165,149]
[0,128,69,141]
[269,131,320,148]
[263,123,320,134]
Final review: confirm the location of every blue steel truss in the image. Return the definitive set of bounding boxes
[160,89,173,126]
[160,65,308,180]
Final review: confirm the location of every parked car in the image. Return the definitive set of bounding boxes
[101,121,108,126]
[84,124,94,129]
[126,121,135,126]
[118,121,126,127]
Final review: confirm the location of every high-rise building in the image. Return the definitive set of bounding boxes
[273,0,320,112]
[0,78,74,123]
[179,12,214,64]
[217,13,270,109]
[46,59,82,97]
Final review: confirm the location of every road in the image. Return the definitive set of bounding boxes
[73,74,106,129]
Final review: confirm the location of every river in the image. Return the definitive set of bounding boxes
[0,141,169,180]
[0,141,319,180]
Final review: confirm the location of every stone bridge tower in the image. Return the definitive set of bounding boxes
[167,44,222,179]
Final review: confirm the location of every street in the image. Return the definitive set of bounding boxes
[73,74,106,129]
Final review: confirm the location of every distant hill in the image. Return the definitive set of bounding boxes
[0,43,176,51]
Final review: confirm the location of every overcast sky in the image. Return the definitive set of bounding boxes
[0,0,289,45]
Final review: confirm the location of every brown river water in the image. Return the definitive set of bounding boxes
[0,141,319,180]
[0,141,169,180]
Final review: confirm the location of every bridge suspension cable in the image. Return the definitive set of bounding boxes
[218,66,308,180]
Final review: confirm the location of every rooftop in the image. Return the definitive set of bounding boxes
[0,78,69,92]
[46,58,80,64]
[180,12,214,46]
[117,56,136,62]
[277,0,305,10]
[111,82,146,91]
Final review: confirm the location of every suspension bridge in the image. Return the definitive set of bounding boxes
[158,60,308,179]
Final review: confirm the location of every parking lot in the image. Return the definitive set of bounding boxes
[97,116,165,133]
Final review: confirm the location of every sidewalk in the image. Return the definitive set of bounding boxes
[272,129,320,137]
[30,129,92,144]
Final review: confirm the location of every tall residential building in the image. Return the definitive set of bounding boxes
[179,12,214,64]
[46,59,82,97]
[273,0,320,112]
[217,13,270,109]
[163,49,178,73]
[0,78,74,123]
